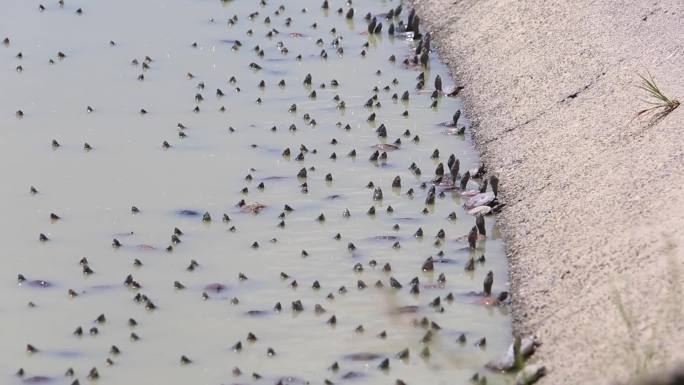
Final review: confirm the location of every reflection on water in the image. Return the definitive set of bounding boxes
[0,0,512,384]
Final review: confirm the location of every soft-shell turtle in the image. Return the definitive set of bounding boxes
[239,201,266,214]
[515,364,546,385]
[472,291,509,306]
[464,176,500,208]
[486,335,540,372]
[468,206,492,216]
[465,191,495,209]
[372,143,399,152]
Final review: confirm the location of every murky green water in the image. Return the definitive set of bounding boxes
[0,0,512,384]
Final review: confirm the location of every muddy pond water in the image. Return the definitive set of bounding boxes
[0,0,512,384]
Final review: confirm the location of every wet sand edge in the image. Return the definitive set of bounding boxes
[411,0,684,384]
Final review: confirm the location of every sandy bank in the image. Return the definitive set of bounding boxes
[411,0,684,383]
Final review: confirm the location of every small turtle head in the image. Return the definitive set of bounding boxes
[490,175,499,197]
[483,271,494,296]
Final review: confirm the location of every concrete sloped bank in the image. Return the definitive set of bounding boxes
[411,0,684,384]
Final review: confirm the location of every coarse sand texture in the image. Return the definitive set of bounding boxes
[411,0,684,384]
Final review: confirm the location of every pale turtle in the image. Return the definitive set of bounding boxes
[515,364,546,385]
[468,206,492,216]
[464,176,500,209]
[372,143,399,152]
[486,335,540,372]
[238,201,266,214]
[472,291,509,306]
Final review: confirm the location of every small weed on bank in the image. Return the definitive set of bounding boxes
[636,72,680,119]
[613,238,684,384]
[612,286,655,378]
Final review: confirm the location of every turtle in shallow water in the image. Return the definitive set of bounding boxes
[260,175,289,181]
[135,244,157,251]
[431,257,458,264]
[454,225,486,246]
[464,175,500,209]
[244,310,273,318]
[472,291,509,306]
[177,209,200,217]
[464,191,495,209]
[460,188,482,198]
[343,352,383,361]
[238,200,266,214]
[440,111,465,134]
[516,364,546,385]
[204,283,227,293]
[486,335,540,372]
[434,161,474,191]
[390,305,420,315]
[434,174,458,190]
[460,177,486,196]
[275,376,309,385]
[443,125,466,135]
[468,205,492,216]
[367,235,401,242]
[440,110,461,128]
[372,143,399,152]
[341,371,365,380]
[17,275,52,288]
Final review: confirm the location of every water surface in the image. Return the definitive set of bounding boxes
[0,0,512,384]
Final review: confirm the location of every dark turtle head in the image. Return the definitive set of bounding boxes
[452,110,461,126]
[424,192,435,206]
[476,215,486,236]
[490,175,499,197]
[87,368,99,380]
[460,171,471,190]
[479,179,488,193]
[435,75,442,92]
[435,163,444,176]
[467,226,477,249]
[483,271,494,296]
